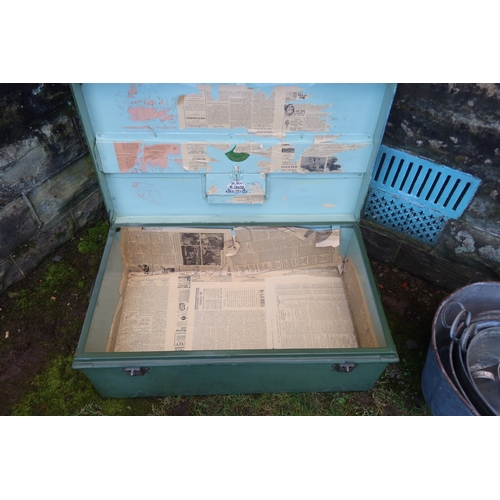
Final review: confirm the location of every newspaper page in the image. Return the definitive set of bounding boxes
[265,275,358,349]
[165,273,192,351]
[108,226,358,353]
[108,267,356,352]
[110,274,171,352]
[315,229,340,248]
[121,227,231,275]
[166,267,342,353]
[185,281,268,350]
[257,142,368,174]
[165,272,237,351]
[177,84,284,135]
[178,84,254,131]
[281,87,329,134]
[177,85,331,138]
[227,226,340,278]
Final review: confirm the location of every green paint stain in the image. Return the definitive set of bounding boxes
[225,146,250,162]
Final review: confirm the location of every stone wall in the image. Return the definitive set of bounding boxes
[1,83,499,295]
[361,83,500,290]
[0,84,102,294]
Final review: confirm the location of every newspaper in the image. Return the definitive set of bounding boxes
[177,84,330,138]
[257,142,367,174]
[185,280,268,350]
[108,268,357,353]
[315,230,340,248]
[110,274,171,352]
[121,227,232,275]
[108,226,360,353]
[227,226,340,278]
[265,276,358,349]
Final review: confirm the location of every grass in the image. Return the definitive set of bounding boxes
[76,220,109,255]
[11,353,152,416]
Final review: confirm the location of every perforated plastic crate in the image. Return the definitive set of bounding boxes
[364,146,481,245]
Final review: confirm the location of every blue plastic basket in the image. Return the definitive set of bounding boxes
[364,146,481,245]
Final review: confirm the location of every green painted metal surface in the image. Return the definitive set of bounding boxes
[73,223,398,398]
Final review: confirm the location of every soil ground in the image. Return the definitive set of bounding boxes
[0,212,450,416]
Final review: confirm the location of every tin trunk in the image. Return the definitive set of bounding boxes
[71,83,398,397]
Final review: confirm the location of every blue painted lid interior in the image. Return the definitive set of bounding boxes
[76,83,396,224]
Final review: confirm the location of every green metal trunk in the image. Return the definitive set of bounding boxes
[71,83,398,397]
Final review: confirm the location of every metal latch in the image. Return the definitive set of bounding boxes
[123,367,150,377]
[332,363,358,373]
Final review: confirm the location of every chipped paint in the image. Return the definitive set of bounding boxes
[313,135,340,144]
[131,182,163,205]
[181,143,230,172]
[114,142,181,173]
[128,106,174,122]
[227,182,265,204]
[228,194,265,204]
[322,203,336,208]
[127,84,139,98]
[111,136,367,176]
[249,182,265,194]
[125,85,175,124]
[114,142,141,172]
[206,186,219,195]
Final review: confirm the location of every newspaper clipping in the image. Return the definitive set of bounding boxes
[265,276,358,349]
[121,227,232,275]
[109,226,359,353]
[227,226,340,278]
[110,274,171,352]
[177,85,330,138]
[185,281,267,350]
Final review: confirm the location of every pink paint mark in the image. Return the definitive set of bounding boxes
[174,158,183,165]
[159,114,175,122]
[114,142,141,172]
[128,106,169,122]
[128,84,139,98]
[141,144,181,172]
